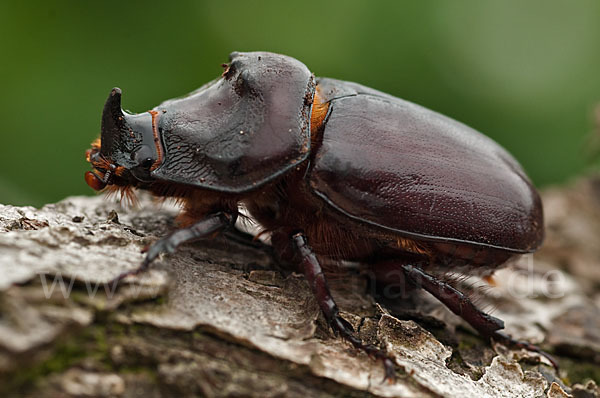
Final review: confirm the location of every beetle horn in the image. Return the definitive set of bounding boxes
[100,87,126,157]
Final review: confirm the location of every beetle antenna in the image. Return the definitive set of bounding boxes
[102,169,112,184]
[102,163,117,184]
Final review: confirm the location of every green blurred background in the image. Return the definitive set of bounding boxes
[1,0,599,207]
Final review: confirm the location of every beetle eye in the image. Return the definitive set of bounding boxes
[131,145,154,169]
[141,157,153,168]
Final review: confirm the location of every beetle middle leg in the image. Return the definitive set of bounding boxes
[292,232,396,381]
[379,262,559,369]
[223,227,275,254]
[112,211,236,283]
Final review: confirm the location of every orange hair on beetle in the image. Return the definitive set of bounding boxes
[104,184,139,208]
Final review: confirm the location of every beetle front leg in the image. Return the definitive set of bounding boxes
[292,233,396,381]
[399,264,558,370]
[113,211,235,283]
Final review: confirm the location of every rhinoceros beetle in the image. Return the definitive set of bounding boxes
[85,51,556,379]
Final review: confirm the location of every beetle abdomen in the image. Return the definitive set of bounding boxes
[309,78,543,253]
[431,241,513,269]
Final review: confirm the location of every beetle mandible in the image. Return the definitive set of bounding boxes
[85,51,555,380]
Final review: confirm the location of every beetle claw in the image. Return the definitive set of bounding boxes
[492,331,559,372]
[329,314,354,335]
[382,358,396,383]
[107,260,150,287]
[328,315,396,382]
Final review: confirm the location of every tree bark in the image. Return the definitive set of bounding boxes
[1,179,599,397]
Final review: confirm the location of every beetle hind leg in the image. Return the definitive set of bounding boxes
[396,263,558,370]
[292,233,396,382]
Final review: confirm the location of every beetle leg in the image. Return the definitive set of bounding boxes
[112,212,235,283]
[491,331,559,370]
[400,264,505,333]
[292,233,396,382]
[223,227,274,253]
[399,264,558,370]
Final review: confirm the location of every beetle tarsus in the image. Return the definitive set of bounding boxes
[292,232,396,382]
[492,331,559,371]
[107,259,151,287]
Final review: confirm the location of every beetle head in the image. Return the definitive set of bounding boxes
[85,88,159,194]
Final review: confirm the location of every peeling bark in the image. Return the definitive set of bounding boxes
[1,179,599,397]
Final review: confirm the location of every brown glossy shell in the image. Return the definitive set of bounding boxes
[310,78,543,253]
[152,52,315,193]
